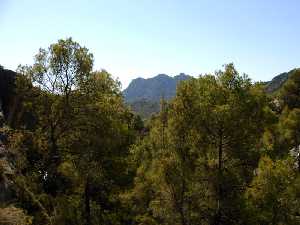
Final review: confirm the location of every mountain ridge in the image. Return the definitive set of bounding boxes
[265,69,298,93]
[123,68,299,117]
[123,73,192,103]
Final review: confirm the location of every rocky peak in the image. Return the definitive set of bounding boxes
[123,73,192,103]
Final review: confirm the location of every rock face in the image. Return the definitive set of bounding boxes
[0,66,17,119]
[123,73,191,118]
[0,66,17,204]
[123,73,191,103]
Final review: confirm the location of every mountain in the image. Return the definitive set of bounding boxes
[265,71,290,93]
[265,69,300,93]
[123,73,192,118]
[123,73,192,103]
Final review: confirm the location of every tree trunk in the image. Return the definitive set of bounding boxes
[179,208,187,225]
[179,178,187,225]
[50,124,59,165]
[297,143,300,173]
[85,176,91,225]
[214,130,223,225]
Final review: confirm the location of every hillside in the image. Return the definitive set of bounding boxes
[265,70,293,93]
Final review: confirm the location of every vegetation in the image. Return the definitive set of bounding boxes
[128,99,160,119]
[1,38,300,225]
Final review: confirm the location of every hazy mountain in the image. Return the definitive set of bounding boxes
[123,73,192,103]
[123,73,191,118]
[265,71,291,93]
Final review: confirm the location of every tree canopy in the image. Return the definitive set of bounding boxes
[1,39,300,225]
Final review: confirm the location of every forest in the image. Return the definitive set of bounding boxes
[0,38,300,225]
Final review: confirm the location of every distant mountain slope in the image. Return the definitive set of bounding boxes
[123,73,191,103]
[123,73,191,118]
[265,72,290,93]
[124,69,300,118]
[265,69,298,93]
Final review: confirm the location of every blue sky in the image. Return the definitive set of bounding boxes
[1,0,300,88]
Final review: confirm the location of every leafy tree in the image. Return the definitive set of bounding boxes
[27,37,93,97]
[278,108,300,171]
[8,39,137,225]
[246,156,300,225]
[63,70,135,225]
[5,37,300,225]
[280,69,300,110]
[129,64,269,225]
[17,37,94,196]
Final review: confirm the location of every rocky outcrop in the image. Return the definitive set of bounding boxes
[0,126,15,204]
[123,73,191,117]
[0,67,17,204]
[123,73,191,103]
[0,66,17,120]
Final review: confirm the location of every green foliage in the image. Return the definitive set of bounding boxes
[4,38,139,225]
[246,156,300,225]
[128,64,270,225]
[129,100,160,119]
[280,69,300,110]
[4,39,300,225]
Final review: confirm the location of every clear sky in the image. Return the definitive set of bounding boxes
[1,0,300,89]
